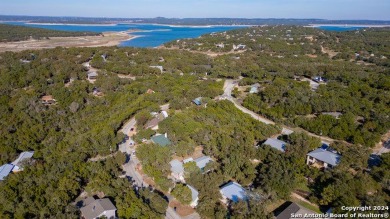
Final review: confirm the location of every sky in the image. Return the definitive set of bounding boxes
[1,0,390,20]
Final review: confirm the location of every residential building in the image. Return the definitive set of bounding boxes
[11,151,34,172]
[87,72,98,80]
[149,65,164,73]
[41,95,56,105]
[161,110,169,118]
[313,76,326,83]
[220,182,247,203]
[146,89,155,94]
[170,159,185,182]
[233,44,246,50]
[307,147,341,169]
[274,202,319,219]
[0,164,14,181]
[187,185,199,208]
[193,97,202,106]
[144,117,161,130]
[80,197,117,219]
[249,83,260,94]
[151,133,172,146]
[263,138,288,152]
[194,156,212,171]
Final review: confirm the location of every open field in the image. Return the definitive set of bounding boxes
[0,31,134,52]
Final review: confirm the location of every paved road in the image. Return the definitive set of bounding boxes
[221,79,337,144]
[120,117,136,137]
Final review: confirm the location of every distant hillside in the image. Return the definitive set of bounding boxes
[1,15,390,26]
[0,23,100,42]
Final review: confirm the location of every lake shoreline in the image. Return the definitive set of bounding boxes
[0,31,136,53]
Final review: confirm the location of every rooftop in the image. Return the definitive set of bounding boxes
[307,148,341,166]
[151,134,171,146]
[170,159,184,174]
[187,185,199,204]
[80,198,116,219]
[220,181,247,202]
[193,97,202,106]
[0,164,14,180]
[263,138,288,152]
[194,156,212,169]
[12,151,34,167]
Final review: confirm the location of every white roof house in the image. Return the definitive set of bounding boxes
[170,159,185,182]
[187,185,199,208]
[307,148,341,169]
[11,151,34,172]
[0,164,14,180]
[149,65,164,73]
[194,156,212,170]
[161,111,169,118]
[220,182,247,203]
[263,138,288,152]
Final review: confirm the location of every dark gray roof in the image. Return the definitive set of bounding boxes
[263,138,287,152]
[80,198,116,219]
[307,148,341,166]
[275,202,300,219]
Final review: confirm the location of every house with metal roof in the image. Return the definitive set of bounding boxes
[80,197,117,219]
[11,151,34,172]
[249,83,260,94]
[149,65,164,73]
[192,97,202,106]
[220,182,247,203]
[0,164,14,181]
[274,202,317,219]
[87,72,98,80]
[263,138,288,152]
[170,159,185,182]
[187,185,199,208]
[306,148,341,169]
[194,156,212,171]
[151,133,171,146]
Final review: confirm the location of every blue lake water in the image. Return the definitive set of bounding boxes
[5,22,245,48]
[316,26,363,32]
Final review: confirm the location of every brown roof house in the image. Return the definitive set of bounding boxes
[41,95,56,105]
[80,197,117,219]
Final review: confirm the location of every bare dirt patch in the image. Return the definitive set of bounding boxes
[0,31,135,53]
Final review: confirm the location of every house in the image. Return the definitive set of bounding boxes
[194,156,212,171]
[263,138,288,152]
[313,76,326,83]
[161,110,169,118]
[170,159,185,182]
[216,43,225,48]
[192,97,202,106]
[11,151,34,172]
[80,197,117,219]
[144,117,161,130]
[151,133,171,146]
[321,112,343,119]
[306,147,341,169]
[187,185,199,208]
[274,202,318,219]
[249,83,260,94]
[0,164,14,181]
[146,89,155,94]
[233,44,246,50]
[149,65,164,73]
[87,72,98,80]
[220,182,247,203]
[41,95,57,105]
